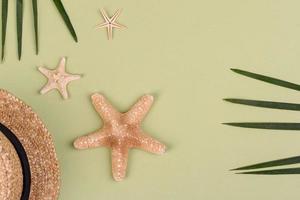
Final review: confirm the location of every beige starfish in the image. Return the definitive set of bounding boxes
[38,57,81,99]
[96,8,126,40]
[73,94,166,181]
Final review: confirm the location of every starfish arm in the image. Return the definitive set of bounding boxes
[112,22,126,29]
[100,8,110,22]
[111,9,122,23]
[57,85,69,99]
[65,74,81,82]
[91,93,120,122]
[40,81,56,95]
[107,25,113,40]
[124,95,154,124]
[38,66,52,78]
[111,145,129,181]
[95,22,109,29]
[57,74,80,99]
[135,132,166,155]
[57,57,66,73]
[73,130,110,149]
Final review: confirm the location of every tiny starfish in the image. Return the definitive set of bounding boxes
[73,94,166,181]
[38,57,81,99]
[96,8,126,40]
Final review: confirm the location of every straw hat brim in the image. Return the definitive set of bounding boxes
[0,132,23,200]
[0,89,60,199]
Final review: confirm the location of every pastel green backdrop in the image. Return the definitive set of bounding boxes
[1,0,300,199]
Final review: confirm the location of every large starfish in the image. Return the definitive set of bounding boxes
[73,94,166,181]
[38,57,81,99]
[96,8,126,40]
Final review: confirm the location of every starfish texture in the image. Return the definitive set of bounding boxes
[73,94,166,181]
[38,57,81,99]
[96,8,126,40]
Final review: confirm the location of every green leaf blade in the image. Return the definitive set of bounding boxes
[233,155,300,171]
[2,0,8,61]
[231,68,300,91]
[237,167,300,175]
[224,98,300,111]
[52,0,78,42]
[32,0,38,54]
[16,0,23,60]
[224,122,300,130]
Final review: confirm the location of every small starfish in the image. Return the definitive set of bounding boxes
[73,94,166,181]
[96,8,126,40]
[38,57,81,99]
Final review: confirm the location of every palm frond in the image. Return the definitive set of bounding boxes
[1,0,8,60]
[224,122,300,130]
[231,68,300,91]
[224,99,300,111]
[53,0,78,42]
[233,155,300,171]
[237,167,300,175]
[32,0,38,54]
[16,0,23,60]
[227,69,300,175]
[1,0,77,60]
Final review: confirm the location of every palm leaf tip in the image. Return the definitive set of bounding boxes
[230,68,242,73]
[53,0,78,42]
[16,0,23,60]
[232,166,260,171]
[32,0,38,54]
[223,122,300,130]
[223,98,300,111]
[234,156,300,171]
[236,168,300,175]
[223,98,240,104]
[223,122,236,126]
[230,68,300,91]
[230,68,255,76]
[2,0,8,61]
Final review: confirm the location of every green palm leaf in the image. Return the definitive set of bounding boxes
[233,155,300,170]
[2,0,77,60]
[227,69,300,176]
[231,68,300,91]
[224,99,300,111]
[237,167,300,175]
[224,122,300,130]
[2,0,8,61]
[32,0,38,54]
[53,0,78,42]
[16,0,23,60]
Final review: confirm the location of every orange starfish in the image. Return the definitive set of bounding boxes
[96,9,126,40]
[38,57,81,99]
[73,94,166,181]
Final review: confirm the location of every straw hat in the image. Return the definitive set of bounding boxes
[0,132,23,199]
[0,89,60,199]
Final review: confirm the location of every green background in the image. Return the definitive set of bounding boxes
[1,0,300,199]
